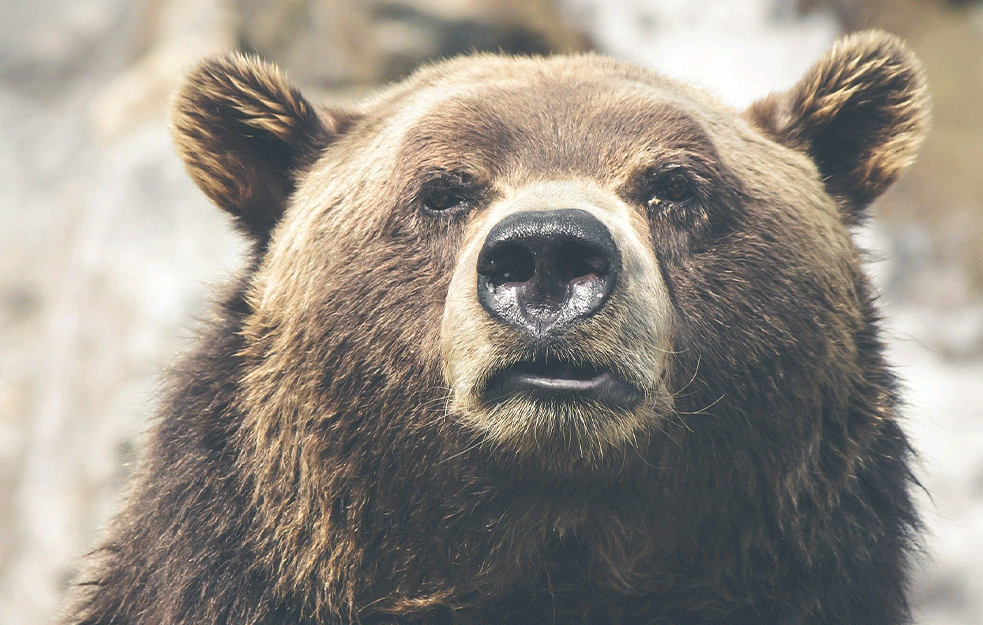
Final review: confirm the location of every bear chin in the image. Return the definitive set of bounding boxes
[464,395,663,466]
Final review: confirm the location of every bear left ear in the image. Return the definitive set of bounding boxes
[747,30,930,223]
[171,53,360,243]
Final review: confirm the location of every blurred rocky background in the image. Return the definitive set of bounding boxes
[0,1,979,624]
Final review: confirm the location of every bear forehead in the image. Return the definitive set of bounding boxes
[369,55,732,183]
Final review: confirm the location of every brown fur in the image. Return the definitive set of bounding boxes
[68,31,928,625]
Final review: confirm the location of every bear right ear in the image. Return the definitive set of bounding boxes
[171,54,359,243]
[746,30,930,224]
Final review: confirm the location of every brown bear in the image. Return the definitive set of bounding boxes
[67,30,929,625]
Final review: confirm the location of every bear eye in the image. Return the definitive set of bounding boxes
[645,170,694,212]
[423,187,469,213]
[420,172,477,216]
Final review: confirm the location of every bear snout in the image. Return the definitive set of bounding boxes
[439,180,674,460]
[476,208,620,338]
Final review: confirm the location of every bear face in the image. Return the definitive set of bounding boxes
[174,40,925,476]
[71,30,928,625]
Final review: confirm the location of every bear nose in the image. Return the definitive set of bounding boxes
[476,209,621,337]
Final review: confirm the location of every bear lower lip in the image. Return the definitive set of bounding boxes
[484,360,642,407]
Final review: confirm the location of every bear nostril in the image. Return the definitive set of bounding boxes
[481,243,536,288]
[555,240,610,285]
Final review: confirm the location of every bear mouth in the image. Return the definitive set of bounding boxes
[483,358,643,408]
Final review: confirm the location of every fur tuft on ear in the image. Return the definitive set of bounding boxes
[171,53,359,243]
[747,30,930,221]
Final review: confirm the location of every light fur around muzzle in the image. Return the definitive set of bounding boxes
[440,179,675,461]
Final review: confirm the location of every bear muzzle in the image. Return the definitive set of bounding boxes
[475,209,641,407]
[440,179,672,453]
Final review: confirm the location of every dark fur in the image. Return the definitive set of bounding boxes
[68,31,928,625]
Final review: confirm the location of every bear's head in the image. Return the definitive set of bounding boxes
[166,30,928,614]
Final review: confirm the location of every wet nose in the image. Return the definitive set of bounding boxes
[476,208,620,337]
